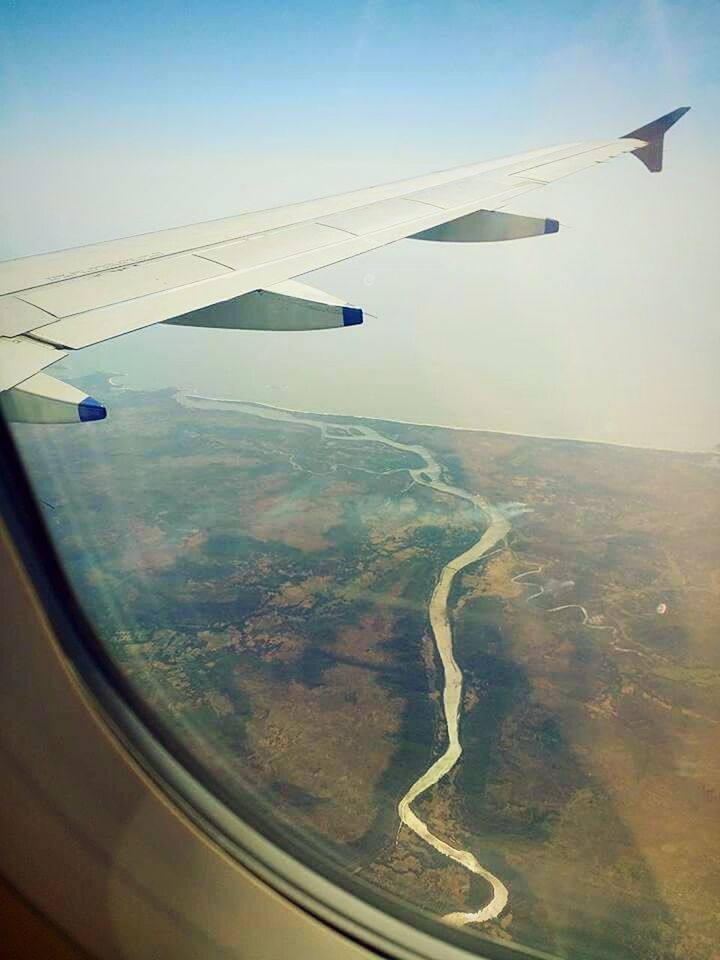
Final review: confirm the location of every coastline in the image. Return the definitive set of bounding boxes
[180,391,710,456]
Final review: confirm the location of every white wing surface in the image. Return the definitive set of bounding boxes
[0,108,689,422]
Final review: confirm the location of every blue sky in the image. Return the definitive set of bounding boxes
[2,1,719,448]
[3,1,717,150]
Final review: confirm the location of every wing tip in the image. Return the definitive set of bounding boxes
[623,106,691,173]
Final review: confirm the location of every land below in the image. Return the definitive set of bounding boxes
[14,373,720,960]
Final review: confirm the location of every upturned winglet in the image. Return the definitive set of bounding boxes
[623,106,690,173]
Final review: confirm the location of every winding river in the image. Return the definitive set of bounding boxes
[511,562,640,656]
[180,395,511,925]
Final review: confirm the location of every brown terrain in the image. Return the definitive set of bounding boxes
[16,383,718,960]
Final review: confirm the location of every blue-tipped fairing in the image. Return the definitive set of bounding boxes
[544,218,560,234]
[78,397,107,422]
[342,306,363,327]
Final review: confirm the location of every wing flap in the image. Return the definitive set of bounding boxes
[197,223,349,271]
[317,198,434,236]
[17,255,231,319]
[408,175,533,210]
[0,336,68,392]
[0,296,55,338]
[510,141,634,183]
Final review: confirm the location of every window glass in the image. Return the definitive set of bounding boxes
[4,2,719,959]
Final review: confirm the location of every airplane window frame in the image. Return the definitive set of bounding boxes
[0,412,557,960]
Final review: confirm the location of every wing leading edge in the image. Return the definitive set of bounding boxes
[0,107,689,421]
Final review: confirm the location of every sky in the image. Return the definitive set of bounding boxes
[2,0,719,449]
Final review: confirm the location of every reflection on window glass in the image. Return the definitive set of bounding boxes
[11,365,720,960]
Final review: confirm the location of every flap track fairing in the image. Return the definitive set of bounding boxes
[410,209,559,243]
[164,280,364,332]
[0,372,106,424]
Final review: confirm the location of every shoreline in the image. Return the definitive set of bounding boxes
[181,391,709,456]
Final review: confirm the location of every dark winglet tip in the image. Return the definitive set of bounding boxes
[657,105,691,127]
[544,218,560,235]
[623,106,690,174]
[623,105,691,142]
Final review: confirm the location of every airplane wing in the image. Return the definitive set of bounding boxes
[0,107,689,423]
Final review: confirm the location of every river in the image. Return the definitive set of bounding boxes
[179,393,511,925]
